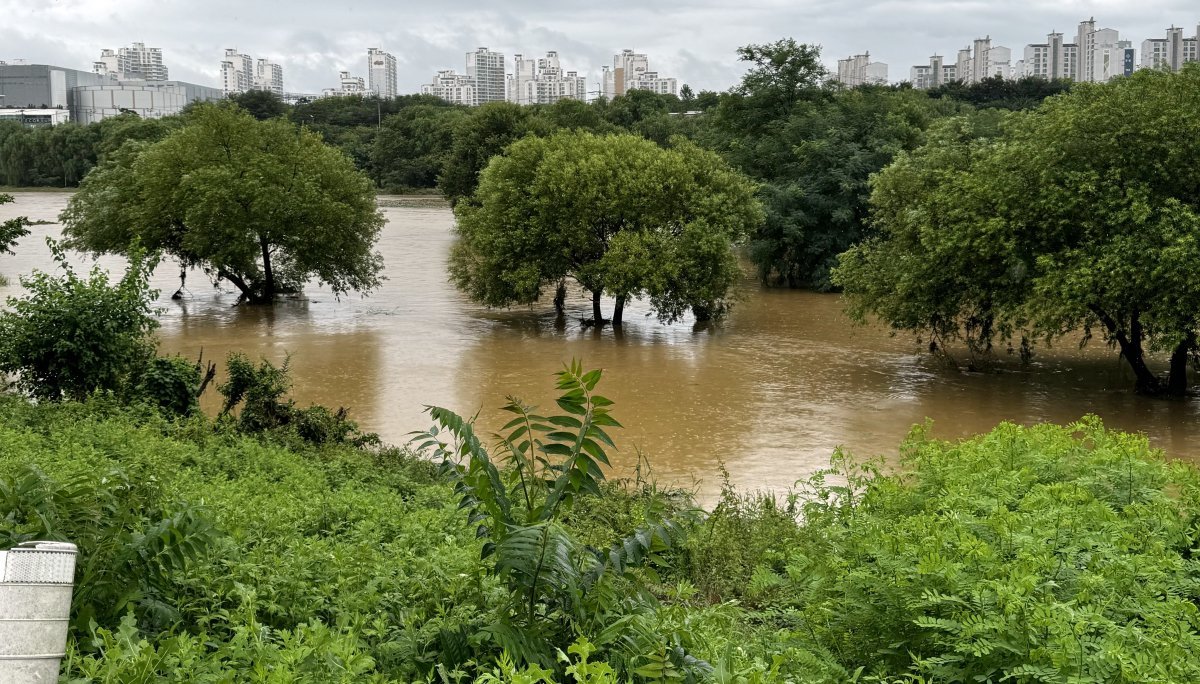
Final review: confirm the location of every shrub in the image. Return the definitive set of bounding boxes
[0,240,158,401]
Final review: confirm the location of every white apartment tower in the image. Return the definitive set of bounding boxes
[602,49,678,99]
[221,49,254,95]
[507,51,587,105]
[368,48,398,98]
[837,53,888,86]
[255,59,284,96]
[909,54,955,89]
[421,70,476,106]
[1142,23,1199,71]
[466,47,506,104]
[221,49,283,96]
[93,43,168,81]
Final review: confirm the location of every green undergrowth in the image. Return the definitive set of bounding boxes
[2,390,1200,682]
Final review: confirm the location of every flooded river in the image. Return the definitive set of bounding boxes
[2,192,1197,500]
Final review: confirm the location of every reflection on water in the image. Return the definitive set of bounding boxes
[2,192,1198,502]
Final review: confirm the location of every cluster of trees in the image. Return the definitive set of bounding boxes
[451,132,762,326]
[836,64,1200,395]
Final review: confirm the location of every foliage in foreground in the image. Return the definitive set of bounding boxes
[3,368,1200,681]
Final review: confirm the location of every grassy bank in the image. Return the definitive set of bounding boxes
[2,392,1199,682]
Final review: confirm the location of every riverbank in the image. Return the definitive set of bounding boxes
[3,389,1198,681]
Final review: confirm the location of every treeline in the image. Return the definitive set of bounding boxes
[0,40,1074,289]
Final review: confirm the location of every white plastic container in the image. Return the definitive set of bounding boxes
[0,541,78,683]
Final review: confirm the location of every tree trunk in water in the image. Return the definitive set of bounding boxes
[693,303,713,323]
[613,295,626,326]
[591,289,604,325]
[259,235,274,303]
[1166,336,1194,396]
[553,280,567,316]
[1092,306,1160,394]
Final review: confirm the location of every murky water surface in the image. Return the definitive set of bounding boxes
[3,192,1197,500]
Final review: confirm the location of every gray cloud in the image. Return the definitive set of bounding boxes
[1,0,1197,93]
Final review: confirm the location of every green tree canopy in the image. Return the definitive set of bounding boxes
[450,131,762,325]
[60,104,385,304]
[835,65,1200,395]
[228,89,288,120]
[371,104,465,190]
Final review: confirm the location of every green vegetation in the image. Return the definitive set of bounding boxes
[0,192,31,257]
[450,131,762,324]
[2,251,1199,679]
[60,105,385,304]
[4,381,1199,681]
[836,63,1200,395]
[0,242,159,401]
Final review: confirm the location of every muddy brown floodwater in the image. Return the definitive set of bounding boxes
[2,192,1198,502]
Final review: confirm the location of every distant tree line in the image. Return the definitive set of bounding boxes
[0,46,1077,294]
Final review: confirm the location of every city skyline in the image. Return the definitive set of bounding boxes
[2,1,1198,95]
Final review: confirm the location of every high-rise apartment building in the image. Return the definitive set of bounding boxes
[602,49,678,99]
[836,53,888,86]
[506,51,587,105]
[368,48,397,98]
[466,47,505,104]
[220,49,283,96]
[93,43,168,81]
[421,70,476,106]
[322,71,365,97]
[909,54,955,89]
[256,59,284,96]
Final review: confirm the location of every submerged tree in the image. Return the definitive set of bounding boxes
[61,104,385,304]
[836,65,1200,396]
[449,131,762,325]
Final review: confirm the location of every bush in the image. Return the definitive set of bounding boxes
[0,241,158,401]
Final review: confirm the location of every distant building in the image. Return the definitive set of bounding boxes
[506,51,586,105]
[466,47,505,104]
[909,54,954,89]
[0,62,108,110]
[93,42,168,81]
[0,108,71,126]
[1141,25,1197,71]
[72,80,222,124]
[836,53,888,86]
[221,49,283,96]
[420,70,476,106]
[368,48,397,98]
[322,71,366,98]
[256,59,284,96]
[602,49,677,99]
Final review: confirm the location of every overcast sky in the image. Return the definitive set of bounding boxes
[2,1,1198,95]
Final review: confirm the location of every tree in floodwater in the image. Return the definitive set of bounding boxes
[0,193,31,256]
[60,104,384,304]
[835,65,1200,396]
[449,131,762,325]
